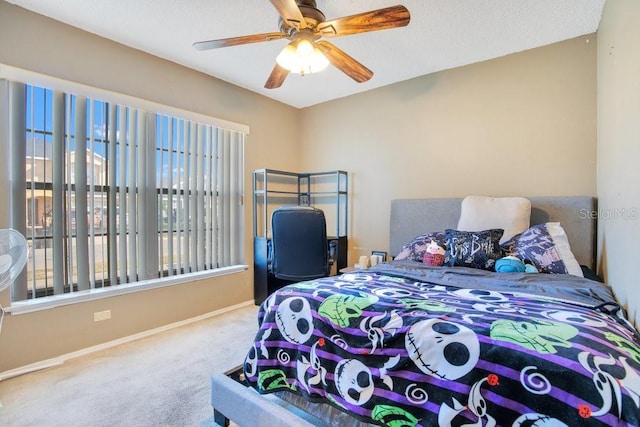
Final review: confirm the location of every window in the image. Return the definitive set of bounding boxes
[1,78,245,303]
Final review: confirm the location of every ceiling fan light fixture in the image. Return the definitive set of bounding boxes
[194,2,410,88]
[276,39,329,75]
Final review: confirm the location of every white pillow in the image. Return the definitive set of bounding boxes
[457,196,531,244]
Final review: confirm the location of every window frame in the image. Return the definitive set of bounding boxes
[0,65,249,314]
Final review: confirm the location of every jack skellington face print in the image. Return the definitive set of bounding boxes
[405,318,480,380]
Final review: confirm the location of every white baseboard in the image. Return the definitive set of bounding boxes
[0,300,255,382]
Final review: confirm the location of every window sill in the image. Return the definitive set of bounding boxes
[6,265,249,315]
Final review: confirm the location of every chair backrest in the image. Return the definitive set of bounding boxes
[271,206,329,281]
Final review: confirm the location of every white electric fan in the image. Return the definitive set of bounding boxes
[0,229,29,332]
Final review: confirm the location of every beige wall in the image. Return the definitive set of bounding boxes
[0,1,300,373]
[597,0,640,327]
[300,35,597,263]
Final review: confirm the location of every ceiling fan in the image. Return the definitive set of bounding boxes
[193,0,410,89]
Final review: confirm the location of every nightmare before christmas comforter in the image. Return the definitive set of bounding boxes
[243,261,640,426]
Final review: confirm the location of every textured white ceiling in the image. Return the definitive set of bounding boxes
[7,0,605,109]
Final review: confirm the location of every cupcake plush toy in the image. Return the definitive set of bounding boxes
[423,239,445,266]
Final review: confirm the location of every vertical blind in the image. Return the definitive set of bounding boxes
[1,80,245,302]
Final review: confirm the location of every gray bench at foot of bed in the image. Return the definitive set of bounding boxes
[210,372,319,427]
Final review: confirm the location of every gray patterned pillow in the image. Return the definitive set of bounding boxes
[444,229,504,271]
[395,231,446,262]
[501,222,583,277]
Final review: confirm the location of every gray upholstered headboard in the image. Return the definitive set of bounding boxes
[389,197,596,269]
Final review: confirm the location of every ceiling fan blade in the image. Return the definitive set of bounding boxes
[316,41,373,83]
[270,0,307,29]
[265,63,290,89]
[193,32,285,50]
[316,5,410,37]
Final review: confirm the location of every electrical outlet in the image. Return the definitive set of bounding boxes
[94,310,111,322]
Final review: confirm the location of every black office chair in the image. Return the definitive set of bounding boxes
[269,206,335,282]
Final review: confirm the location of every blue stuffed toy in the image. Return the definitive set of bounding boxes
[495,256,538,273]
[524,263,538,273]
[495,256,525,272]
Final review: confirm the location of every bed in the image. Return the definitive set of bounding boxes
[210,196,640,427]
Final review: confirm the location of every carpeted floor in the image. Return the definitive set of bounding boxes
[0,303,259,427]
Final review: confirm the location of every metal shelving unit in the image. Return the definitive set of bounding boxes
[252,169,348,304]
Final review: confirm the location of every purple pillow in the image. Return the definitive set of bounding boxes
[501,223,583,276]
[395,231,446,262]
